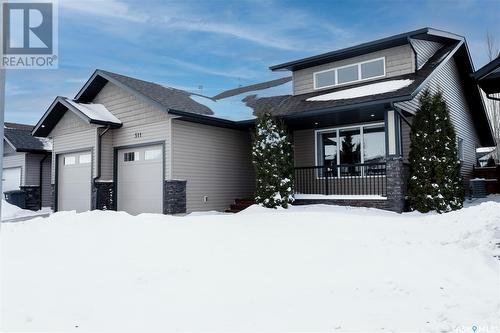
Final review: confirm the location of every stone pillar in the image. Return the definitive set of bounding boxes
[20,185,41,211]
[164,180,186,214]
[93,181,115,210]
[386,156,406,213]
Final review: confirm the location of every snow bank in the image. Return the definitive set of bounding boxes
[307,79,414,101]
[1,200,499,331]
[1,200,51,221]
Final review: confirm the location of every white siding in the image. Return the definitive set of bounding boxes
[92,82,171,181]
[172,120,255,212]
[410,39,443,69]
[49,111,97,182]
[292,44,415,95]
[395,58,481,179]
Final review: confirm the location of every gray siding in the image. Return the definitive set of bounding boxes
[401,117,413,163]
[24,153,44,185]
[293,129,315,167]
[49,111,97,182]
[292,44,415,95]
[3,152,25,185]
[410,39,443,70]
[41,156,51,207]
[395,58,481,179]
[93,82,171,181]
[172,119,254,212]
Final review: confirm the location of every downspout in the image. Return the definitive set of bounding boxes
[39,153,49,210]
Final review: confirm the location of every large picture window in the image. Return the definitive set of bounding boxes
[313,57,386,89]
[316,123,386,177]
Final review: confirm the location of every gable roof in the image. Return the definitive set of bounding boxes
[472,56,500,95]
[270,27,464,71]
[32,96,122,137]
[4,125,52,153]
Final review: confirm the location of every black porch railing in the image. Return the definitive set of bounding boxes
[294,163,387,197]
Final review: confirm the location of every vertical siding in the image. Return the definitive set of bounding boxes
[3,152,26,185]
[172,120,255,212]
[41,156,52,207]
[401,117,413,163]
[24,153,45,185]
[292,44,415,95]
[293,129,315,167]
[93,82,171,180]
[49,111,97,182]
[395,58,481,179]
[410,39,443,69]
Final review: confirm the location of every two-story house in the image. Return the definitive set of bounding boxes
[31,27,494,214]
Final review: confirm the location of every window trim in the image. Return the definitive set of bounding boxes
[313,57,386,90]
[314,122,386,178]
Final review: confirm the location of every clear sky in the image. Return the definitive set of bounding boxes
[5,0,500,125]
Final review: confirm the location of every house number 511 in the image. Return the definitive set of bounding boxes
[134,132,142,138]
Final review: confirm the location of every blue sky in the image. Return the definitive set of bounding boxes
[5,0,500,124]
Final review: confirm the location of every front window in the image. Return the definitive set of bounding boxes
[316,123,386,177]
[313,57,386,89]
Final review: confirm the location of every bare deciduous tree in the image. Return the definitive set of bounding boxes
[485,32,500,161]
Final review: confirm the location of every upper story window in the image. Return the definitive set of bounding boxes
[313,57,386,90]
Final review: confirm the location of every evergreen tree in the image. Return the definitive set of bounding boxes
[252,113,294,208]
[407,89,464,213]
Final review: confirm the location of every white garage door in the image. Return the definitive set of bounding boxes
[58,152,92,213]
[117,145,163,215]
[2,167,21,193]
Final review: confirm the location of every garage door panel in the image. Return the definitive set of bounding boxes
[58,152,91,213]
[117,145,163,215]
[2,167,21,193]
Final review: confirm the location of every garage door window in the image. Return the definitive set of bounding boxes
[79,154,91,164]
[64,156,76,165]
[124,152,138,162]
[144,149,161,160]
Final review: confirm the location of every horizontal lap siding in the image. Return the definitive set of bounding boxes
[24,153,48,186]
[396,58,480,180]
[293,45,415,95]
[50,111,97,182]
[3,153,26,185]
[172,120,255,212]
[93,83,171,181]
[293,129,315,167]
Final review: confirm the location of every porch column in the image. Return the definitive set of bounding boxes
[385,109,402,157]
[385,109,406,212]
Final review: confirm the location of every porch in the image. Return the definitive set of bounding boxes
[285,105,410,212]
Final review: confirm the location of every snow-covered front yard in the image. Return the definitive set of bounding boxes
[1,199,499,332]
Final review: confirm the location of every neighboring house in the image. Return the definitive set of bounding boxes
[3,123,52,210]
[32,27,494,214]
[473,55,500,100]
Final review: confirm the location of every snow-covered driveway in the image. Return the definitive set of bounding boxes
[1,200,499,332]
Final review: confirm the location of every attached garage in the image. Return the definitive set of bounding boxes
[116,145,163,215]
[57,151,92,213]
[2,167,21,193]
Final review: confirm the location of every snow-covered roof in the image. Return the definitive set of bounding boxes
[188,78,293,121]
[306,79,414,102]
[64,99,122,124]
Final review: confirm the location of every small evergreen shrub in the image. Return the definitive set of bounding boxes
[252,113,294,208]
[407,89,464,213]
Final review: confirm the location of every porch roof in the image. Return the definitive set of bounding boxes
[472,56,500,95]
